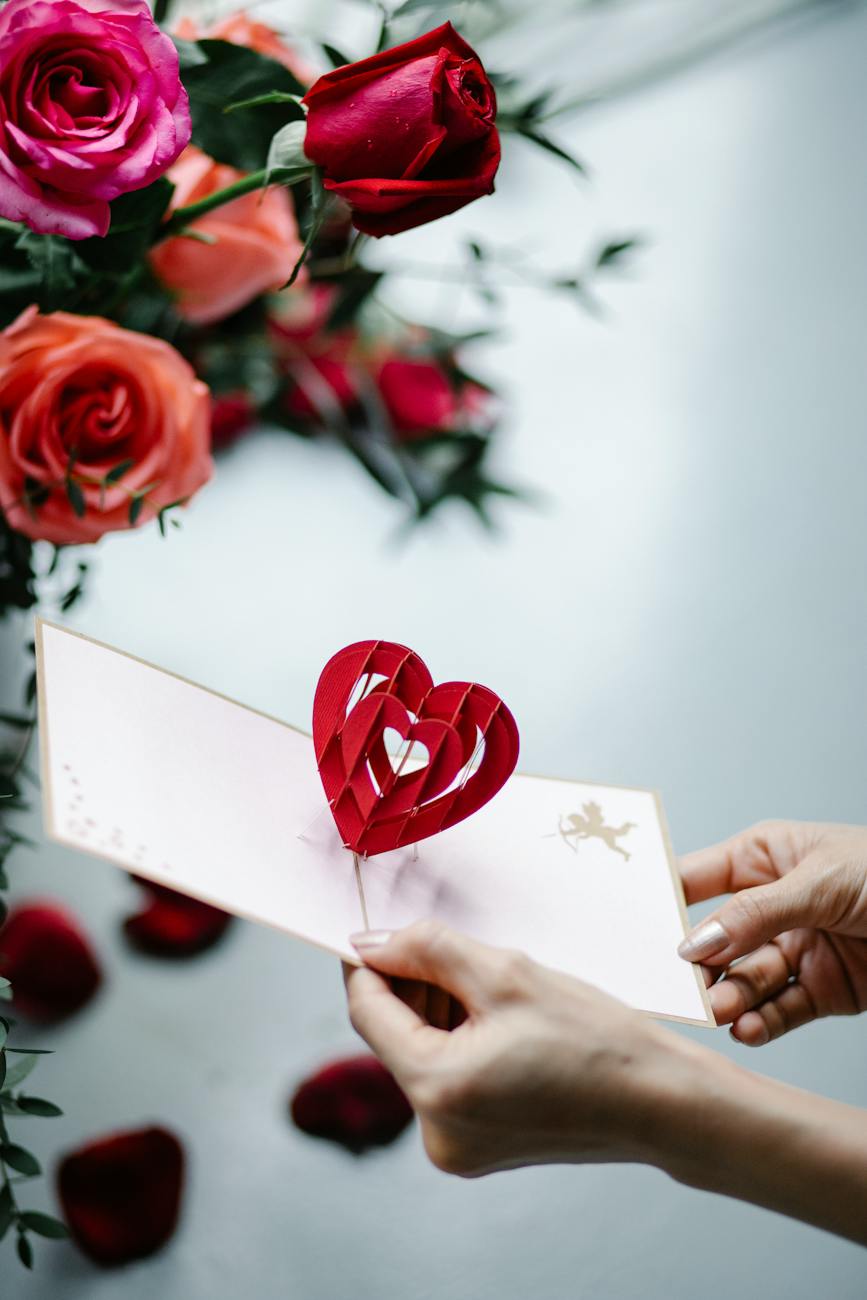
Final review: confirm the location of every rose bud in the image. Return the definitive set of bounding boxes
[123,877,232,958]
[290,1054,414,1154]
[0,0,190,239]
[150,146,305,326]
[302,23,500,237]
[0,308,212,546]
[0,901,101,1022]
[58,1127,184,1266]
[209,392,257,452]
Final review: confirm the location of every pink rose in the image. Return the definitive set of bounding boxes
[0,0,191,240]
[0,308,212,545]
[149,146,304,325]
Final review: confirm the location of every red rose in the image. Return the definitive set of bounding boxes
[303,23,499,237]
[290,1054,414,1153]
[123,877,232,957]
[209,392,256,452]
[0,901,101,1021]
[58,1126,184,1266]
[375,354,494,440]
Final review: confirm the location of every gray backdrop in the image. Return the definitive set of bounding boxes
[4,3,867,1296]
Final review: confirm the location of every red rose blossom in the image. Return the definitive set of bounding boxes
[290,1054,414,1154]
[375,354,494,440]
[58,1126,184,1266]
[0,901,101,1021]
[302,23,499,237]
[123,877,232,957]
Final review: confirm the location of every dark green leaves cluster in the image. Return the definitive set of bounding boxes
[176,38,306,171]
[1,686,66,1268]
[494,80,587,175]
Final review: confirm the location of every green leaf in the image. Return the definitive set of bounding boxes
[225,90,305,116]
[283,171,329,289]
[2,1055,39,1089]
[0,1054,5,1090]
[517,127,586,175]
[17,1096,62,1118]
[104,458,135,484]
[0,714,30,730]
[265,120,311,185]
[173,37,208,71]
[65,479,85,519]
[128,496,144,526]
[321,43,351,68]
[5,1047,53,1055]
[13,232,87,310]
[595,238,640,268]
[75,178,175,270]
[0,1020,7,1050]
[19,1211,68,1239]
[154,0,171,23]
[0,1184,13,1241]
[180,39,306,171]
[1,1143,41,1176]
[325,268,383,331]
[17,1232,33,1269]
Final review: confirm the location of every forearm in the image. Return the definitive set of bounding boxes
[646,1037,867,1245]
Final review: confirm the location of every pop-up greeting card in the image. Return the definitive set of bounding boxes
[36,620,713,1026]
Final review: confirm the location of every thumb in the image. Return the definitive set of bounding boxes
[351,920,502,1010]
[677,855,831,965]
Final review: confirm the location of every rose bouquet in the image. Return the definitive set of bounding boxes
[0,0,635,1269]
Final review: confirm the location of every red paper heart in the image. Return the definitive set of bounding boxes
[312,640,519,855]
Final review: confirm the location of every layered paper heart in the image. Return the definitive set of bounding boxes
[312,640,519,856]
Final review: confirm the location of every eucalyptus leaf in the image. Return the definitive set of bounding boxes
[0,1184,12,1241]
[17,1096,62,1118]
[17,1233,33,1269]
[1,1143,41,1176]
[19,1212,68,1239]
[2,1055,39,1089]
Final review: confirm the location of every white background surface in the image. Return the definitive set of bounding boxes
[5,2,867,1295]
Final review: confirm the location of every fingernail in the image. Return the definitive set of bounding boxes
[350,929,394,950]
[677,919,729,962]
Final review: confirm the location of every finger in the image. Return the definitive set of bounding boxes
[679,825,784,905]
[350,921,507,1009]
[678,851,832,967]
[730,980,819,1046]
[343,963,437,1074]
[708,941,794,1024]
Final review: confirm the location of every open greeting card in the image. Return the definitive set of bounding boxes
[35,620,713,1027]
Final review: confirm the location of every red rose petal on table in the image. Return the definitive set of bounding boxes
[58,1127,184,1267]
[123,877,232,957]
[0,901,101,1021]
[291,1055,414,1154]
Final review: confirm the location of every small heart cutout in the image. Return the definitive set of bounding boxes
[312,640,520,856]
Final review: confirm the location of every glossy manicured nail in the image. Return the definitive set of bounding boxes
[350,930,394,951]
[677,919,728,962]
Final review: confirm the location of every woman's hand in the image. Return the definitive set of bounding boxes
[344,921,697,1178]
[679,820,867,1044]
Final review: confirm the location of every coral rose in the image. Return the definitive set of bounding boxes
[290,1054,414,1154]
[303,23,499,236]
[0,0,190,239]
[174,12,312,85]
[0,901,101,1021]
[149,146,304,326]
[0,308,212,545]
[58,1126,185,1265]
